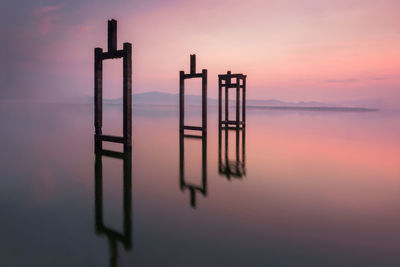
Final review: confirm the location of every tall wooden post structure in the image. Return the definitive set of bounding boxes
[179,55,207,136]
[95,19,132,152]
[218,71,246,129]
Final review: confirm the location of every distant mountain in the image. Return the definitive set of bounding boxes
[95,91,377,111]
[104,91,329,107]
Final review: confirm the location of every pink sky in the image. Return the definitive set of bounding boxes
[1,0,400,107]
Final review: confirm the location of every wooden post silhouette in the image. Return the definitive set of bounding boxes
[179,55,207,136]
[218,71,246,130]
[94,19,132,152]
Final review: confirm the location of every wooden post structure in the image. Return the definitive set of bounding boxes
[94,19,132,152]
[179,133,207,208]
[218,71,246,130]
[179,55,207,137]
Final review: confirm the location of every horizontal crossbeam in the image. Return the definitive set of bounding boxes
[219,74,246,79]
[101,50,125,60]
[183,134,204,139]
[221,120,245,125]
[96,149,126,159]
[96,134,125,143]
[219,126,245,130]
[183,126,204,131]
[183,73,204,79]
[220,84,245,88]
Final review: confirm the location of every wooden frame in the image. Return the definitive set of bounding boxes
[95,19,132,152]
[218,71,246,129]
[179,54,207,137]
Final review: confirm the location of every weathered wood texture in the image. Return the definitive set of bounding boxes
[218,71,247,129]
[108,19,117,52]
[179,55,207,136]
[94,19,132,152]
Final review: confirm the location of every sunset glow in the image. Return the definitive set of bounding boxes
[1,0,399,107]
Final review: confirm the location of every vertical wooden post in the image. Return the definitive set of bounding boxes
[225,72,230,126]
[218,76,222,127]
[236,77,240,128]
[179,132,184,190]
[108,19,117,52]
[94,48,103,148]
[123,43,132,152]
[190,54,196,74]
[179,71,185,133]
[242,128,246,175]
[202,134,207,195]
[202,69,207,135]
[243,76,246,127]
[218,127,222,171]
[236,127,240,169]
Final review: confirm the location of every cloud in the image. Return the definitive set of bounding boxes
[31,4,63,35]
[31,4,62,17]
[368,77,391,81]
[324,78,359,83]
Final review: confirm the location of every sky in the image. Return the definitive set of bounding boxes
[0,0,399,107]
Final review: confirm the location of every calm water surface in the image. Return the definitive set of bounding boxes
[1,103,400,266]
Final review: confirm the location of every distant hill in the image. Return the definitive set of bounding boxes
[92,91,377,111]
[103,91,326,106]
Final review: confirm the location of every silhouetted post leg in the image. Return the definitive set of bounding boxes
[94,152,103,233]
[242,128,246,175]
[179,71,184,133]
[218,127,222,172]
[94,48,103,149]
[190,54,196,74]
[218,76,222,128]
[243,76,246,128]
[236,79,240,129]
[179,133,184,190]
[202,69,207,135]
[225,84,229,128]
[123,43,132,152]
[236,127,240,173]
[202,135,207,196]
[123,152,132,249]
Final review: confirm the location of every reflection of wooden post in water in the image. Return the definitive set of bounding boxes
[218,71,246,130]
[179,55,207,137]
[94,19,132,152]
[95,148,132,267]
[218,127,246,179]
[179,133,207,208]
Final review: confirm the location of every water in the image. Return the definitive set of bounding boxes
[1,103,400,266]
